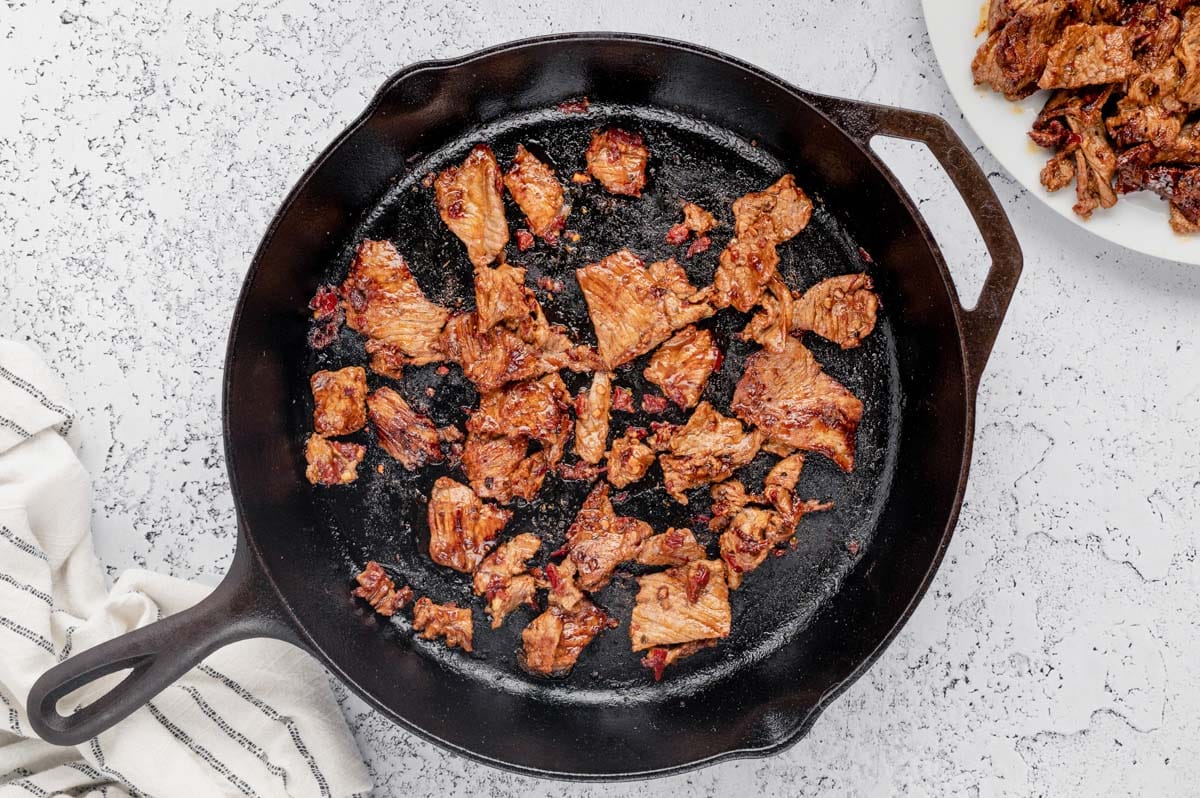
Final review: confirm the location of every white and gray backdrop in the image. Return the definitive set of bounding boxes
[2,1,1198,795]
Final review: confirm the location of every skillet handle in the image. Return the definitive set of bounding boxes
[800,92,1023,387]
[27,536,300,746]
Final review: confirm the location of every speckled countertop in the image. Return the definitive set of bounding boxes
[3,1,1199,795]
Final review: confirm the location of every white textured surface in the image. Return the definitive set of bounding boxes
[2,1,1198,795]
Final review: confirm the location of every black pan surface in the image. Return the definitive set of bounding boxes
[307,103,901,697]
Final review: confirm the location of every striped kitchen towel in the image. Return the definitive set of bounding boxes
[0,339,371,798]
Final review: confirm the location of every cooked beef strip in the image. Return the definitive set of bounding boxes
[640,638,719,681]
[712,175,811,313]
[643,325,721,410]
[440,311,599,394]
[606,429,655,488]
[709,479,753,531]
[473,533,542,628]
[1039,23,1137,88]
[503,144,569,241]
[469,373,572,462]
[576,250,713,369]
[473,261,539,333]
[574,371,612,464]
[718,506,793,589]
[790,273,880,349]
[564,483,652,590]
[304,435,365,486]
[1177,7,1200,103]
[367,386,443,471]
[645,258,716,329]
[731,337,862,472]
[520,598,615,677]
[341,240,449,372]
[658,401,763,504]
[461,432,550,503]
[352,561,413,616]
[435,144,509,267]
[741,275,794,353]
[761,452,807,519]
[585,128,649,196]
[412,597,474,652]
[537,557,587,613]
[629,560,731,651]
[971,0,1070,100]
[311,366,368,437]
[731,174,813,244]
[427,476,511,572]
[682,201,717,235]
[635,527,706,567]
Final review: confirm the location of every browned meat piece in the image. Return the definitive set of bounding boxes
[538,558,587,613]
[473,533,541,628]
[666,201,717,244]
[1128,2,1182,71]
[709,480,753,530]
[1039,24,1136,89]
[645,258,716,329]
[473,261,536,333]
[412,597,474,652]
[635,527,706,566]
[352,561,413,616]
[1134,163,1200,223]
[520,598,615,676]
[1041,149,1078,191]
[1029,87,1118,217]
[761,452,807,519]
[629,560,731,651]
[574,371,611,464]
[646,421,679,452]
[585,129,649,196]
[564,483,652,590]
[469,373,572,463]
[577,251,713,369]
[311,366,367,437]
[304,435,365,485]
[441,311,599,394]
[790,273,880,349]
[732,174,813,244]
[732,337,862,472]
[971,0,1069,100]
[718,506,792,589]
[558,460,606,481]
[643,325,721,409]
[504,144,569,241]
[427,476,511,572]
[1176,8,1200,104]
[658,402,763,504]
[682,202,716,235]
[640,638,718,681]
[435,144,509,267]
[741,276,794,353]
[461,432,550,503]
[341,240,449,371]
[711,226,781,313]
[1171,201,1200,231]
[1107,59,1186,148]
[762,438,798,458]
[367,387,443,471]
[606,429,655,488]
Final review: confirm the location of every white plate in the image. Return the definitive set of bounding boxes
[922,0,1198,264]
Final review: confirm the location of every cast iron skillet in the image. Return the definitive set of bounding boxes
[29,33,1022,779]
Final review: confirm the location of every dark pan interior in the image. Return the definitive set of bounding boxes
[305,104,901,697]
[224,35,971,778]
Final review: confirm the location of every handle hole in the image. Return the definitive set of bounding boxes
[869,137,991,310]
[52,667,136,718]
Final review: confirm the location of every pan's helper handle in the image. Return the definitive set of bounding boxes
[800,92,1024,388]
[27,537,300,746]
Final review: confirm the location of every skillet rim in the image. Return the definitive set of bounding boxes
[222,31,981,780]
